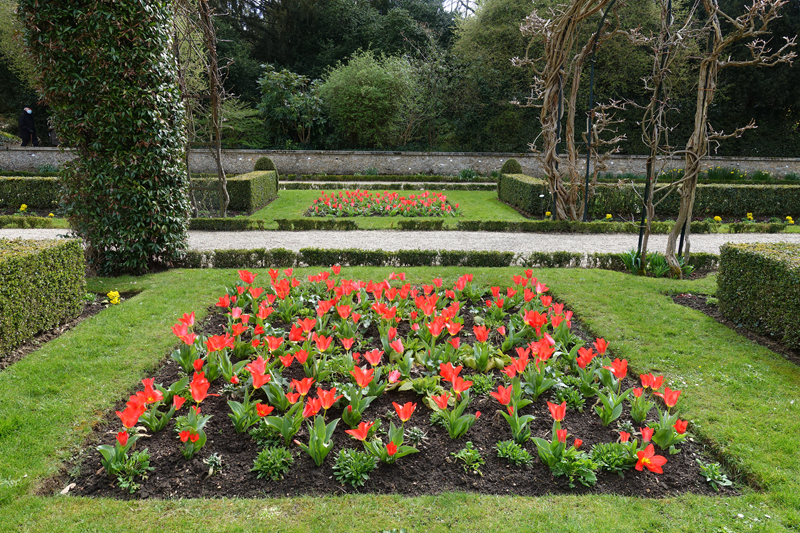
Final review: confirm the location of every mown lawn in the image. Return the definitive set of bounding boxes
[0,267,798,532]
[247,190,526,229]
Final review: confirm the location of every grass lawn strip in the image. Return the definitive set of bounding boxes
[0,268,798,532]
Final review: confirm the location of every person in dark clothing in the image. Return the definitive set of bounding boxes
[19,106,39,147]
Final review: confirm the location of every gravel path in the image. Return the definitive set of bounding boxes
[3,228,800,254]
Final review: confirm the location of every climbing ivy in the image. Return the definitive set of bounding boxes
[18,0,189,274]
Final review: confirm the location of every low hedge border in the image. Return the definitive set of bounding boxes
[499,173,800,218]
[718,242,800,349]
[191,170,277,214]
[283,174,497,184]
[281,182,496,191]
[191,216,784,234]
[182,247,719,273]
[0,176,60,209]
[0,215,54,229]
[0,238,86,355]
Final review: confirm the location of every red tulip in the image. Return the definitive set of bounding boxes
[386,441,398,457]
[547,401,567,422]
[633,387,643,398]
[286,392,300,404]
[256,404,274,417]
[252,371,271,389]
[116,430,129,447]
[636,444,667,473]
[291,377,315,396]
[238,270,257,285]
[604,358,628,380]
[619,431,630,443]
[593,338,609,355]
[393,402,416,423]
[448,337,460,350]
[660,387,681,408]
[345,421,374,441]
[205,333,234,353]
[390,338,405,354]
[288,324,304,342]
[576,347,595,369]
[674,419,688,434]
[472,325,489,343]
[641,427,653,442]
[141,378,163,404]
[172,322,189,338]
[317,388,343,410]
[302,397,322,418]
[556,429,567,443]
[490,384,512,406]
[192,359,204,372]
[451,376,472,396]
[173,396,186,410]
[314,334,333,352]
[388,370,401,383]
[350,366,374,388]
[180,430,191,443]
[573,438,583,449]
[179,312,195,326]
[363,349,384,366]
[265,336,283,352]
[439,362,462,383]
[431,393,450,410]
[279,354,294,368]
[294,349,309,365]
[231,323,248,337]
[298,317,316,333]
[190,372,210,403]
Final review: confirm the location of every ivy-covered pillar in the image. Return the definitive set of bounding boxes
[18,0,189,275]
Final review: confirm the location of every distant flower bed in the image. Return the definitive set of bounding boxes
[307,190,460,217]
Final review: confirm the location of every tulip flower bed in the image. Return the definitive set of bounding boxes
[307,190,460,217]
[70,268,731,499]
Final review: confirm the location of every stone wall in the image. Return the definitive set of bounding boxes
[3,146,800,177]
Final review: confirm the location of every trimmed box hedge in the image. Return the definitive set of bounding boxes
[0,238,86,356]
[281,182,496,191]
[191,170,278,214]
[499,174,800,218]
[181,247,718,273]
[0,176,60,209]
[718,242,800,349]
[283,174,497,184]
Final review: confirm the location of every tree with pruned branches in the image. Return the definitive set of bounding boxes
[664,0,796,276]
[513,0,642,221]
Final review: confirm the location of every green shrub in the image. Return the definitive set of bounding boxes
[332,448,377,488]
[500,158,523,175]
[396,220,444,231]
[0,239,86,355]
[0,177,60,209]
[192,171,277,214]
[282,174,496,184]
[718,243,800,349]
[253,157,280,192]
[20,0,190,275]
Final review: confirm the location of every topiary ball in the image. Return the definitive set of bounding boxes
[500,158,523,174]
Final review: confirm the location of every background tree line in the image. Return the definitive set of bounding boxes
[1,0,797,156]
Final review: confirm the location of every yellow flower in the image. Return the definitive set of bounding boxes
[713,216,722,222]
[746,213,753,218]
[545,211,551,217]
[48,213,54,217]
[107,290,121,305]
[605,214,612,220]
[19,204,27,212]
[786,216,793,220]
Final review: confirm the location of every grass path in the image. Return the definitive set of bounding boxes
[0,268,798,531]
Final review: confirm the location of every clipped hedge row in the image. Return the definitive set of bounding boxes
[281,182,496,191]
[718,243,800,349]
[283,174,497,184]
[0,238,86,355]
[0,176,60,209]
[0,215,54,229]
[182,246,719,273]
[499,174,800,218]
[192,170,278,214]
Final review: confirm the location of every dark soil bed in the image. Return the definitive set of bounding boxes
[60,308,735,500]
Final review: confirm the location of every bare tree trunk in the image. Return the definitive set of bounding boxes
[198,0,228,218]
